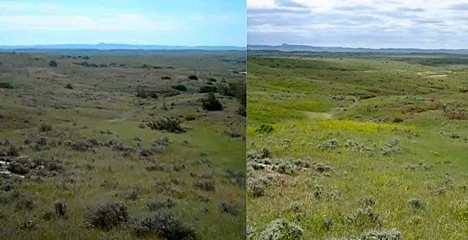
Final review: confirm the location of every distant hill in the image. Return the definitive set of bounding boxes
[248,43,468,54]
[0,43,245,51]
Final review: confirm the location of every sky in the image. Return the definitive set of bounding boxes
[248,0,468,49]
[0,0,246,46]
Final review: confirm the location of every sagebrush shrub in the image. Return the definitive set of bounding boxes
[131,211,197,239]
[84,202,128,230]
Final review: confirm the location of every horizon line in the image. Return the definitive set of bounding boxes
[247,43,468,51]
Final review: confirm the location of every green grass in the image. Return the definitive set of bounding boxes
[247,53,468,239]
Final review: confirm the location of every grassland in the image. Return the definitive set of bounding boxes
[0,50,246,239]
[247,52,467,239]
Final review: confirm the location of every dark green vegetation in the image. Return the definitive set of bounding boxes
[0,50,246,239]
[247,52,467,239]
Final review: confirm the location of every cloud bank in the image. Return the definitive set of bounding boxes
[248,0,468,49]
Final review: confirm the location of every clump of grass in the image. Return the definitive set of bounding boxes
[346,207,382,228]
[362,195,376,207]
[407,198,424,209]
[317,139,339,150]
[131,211,198,239]
[146,117,185,133]
[146,197,176,211]
[84,202,128,230]
[381,138,400,156]
[39,124,52,132]
[257,218,304,240]
[249,178,268,198]
[54,201,67,218]
[184,114,196,121]
[255,124,274,134]
[360,229,401,240]
[136,85,158,98]
[201,92,223,111]
[344,140,373,153]
[219,201,238,216]
[194,180,215,191]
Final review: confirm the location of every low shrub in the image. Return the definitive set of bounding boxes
[131,211,197,239]
[171,84,187,91]
[201,92,222,111]
[0,82,14,89]
[199,85,217,93]
[258,219,304,240]
[48,60,58,67]
[146,197,176,211]
[188,75,198,80]
[146,117,185,133]
[84,202,128,230]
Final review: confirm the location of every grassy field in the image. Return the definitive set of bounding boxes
[247,52,467,239]
[0,50,246,239]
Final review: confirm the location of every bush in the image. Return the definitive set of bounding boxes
[54,201,67,218]
[39,124,52,132]
[194,180,215,191]
[219,201,237,216]
[48,60,58,67]
[171,84,187,91]
[249,178,268,198]
[136,86,158,98]
[199,85,217,93]
[201,92,222,111]
[258,219,304,240]
[146,197,176,211]
[360,229,401,240]
[84,202,128,230]
[407,198,424,209]
[146,117,185,133]
[131,211,197,239]
[0,82,14,89]
[346,207,382,228]
[188,75,198,80]
[317,139,339,150]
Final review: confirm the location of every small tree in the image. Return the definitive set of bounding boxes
[202,92,222,111]
[49,60,58,67]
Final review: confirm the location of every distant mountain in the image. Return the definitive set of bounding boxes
[0,43,245,51]
[248,44,468,54]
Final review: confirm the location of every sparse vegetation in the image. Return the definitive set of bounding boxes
[0,50,245,239]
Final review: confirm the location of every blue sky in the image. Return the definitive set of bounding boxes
[248,0,468,49]
[0,0,246,46]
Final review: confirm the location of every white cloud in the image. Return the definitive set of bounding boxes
[247,0,468,48]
